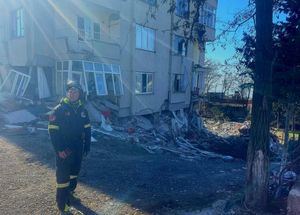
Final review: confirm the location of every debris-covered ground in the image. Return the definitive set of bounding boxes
[0,129,248,215]
[0,94,286,215]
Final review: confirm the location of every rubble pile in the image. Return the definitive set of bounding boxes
[0,93,51,134]
[204,119,251,137]
[91,110,241,161]
[0,94,280,161]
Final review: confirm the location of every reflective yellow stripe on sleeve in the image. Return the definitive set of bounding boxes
[70,175,78,179]
[84,124,91,128]
[48,125,59,130]
[56,182,70,189]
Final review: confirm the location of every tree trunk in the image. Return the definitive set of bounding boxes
[245,0,273,211]
[284,103,291,146]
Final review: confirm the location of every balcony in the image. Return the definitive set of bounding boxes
[54,37,121,61]
[198,0,217,42]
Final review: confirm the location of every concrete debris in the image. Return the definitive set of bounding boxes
[3,124,48,133]
[91,111,241,161]
[135,116,153,131]
[100,113,113,132]
[204,119,250,137]
[85,102,102,122]
[287,179,300,215]
[91,136,97,143]
[2,109,37,124]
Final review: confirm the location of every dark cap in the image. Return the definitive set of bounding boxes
[66,80,82,92]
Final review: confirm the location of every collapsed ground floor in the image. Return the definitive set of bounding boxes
[0,59,206,117]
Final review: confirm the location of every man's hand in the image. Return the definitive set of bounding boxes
[58,149,71,159]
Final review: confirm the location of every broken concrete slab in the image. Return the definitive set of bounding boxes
[287,180,300,215]
[86,102,102,122]
[2,109,37,124]
[135,116,153,131]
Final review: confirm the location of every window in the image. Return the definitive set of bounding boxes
[0,70,30,97]
[136,73,153,94]
[94,23,100,40]
[173,35,187,56]
[56,61,123,96]
[72,61,83,71]
[174,74,185,93]
[136,24,155,51]
[77,17,85,41]
[56,61,69,95]
[77,16,100,41]
[176,0,189,18]
[199,3,216,29]
[11,8,24,38]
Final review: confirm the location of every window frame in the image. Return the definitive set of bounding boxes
[175,0,190,19]
[173,34,188,56]
[55,60,124,97]
[11,8,25,38]
[77,15,101,41]
[199,3,216,29]
[135,24,156,52]
[135,72,154,95]
[173,74,186,93]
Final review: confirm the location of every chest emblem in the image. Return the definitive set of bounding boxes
[81,111,86,118]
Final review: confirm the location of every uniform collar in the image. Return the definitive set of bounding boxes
[62,97,83,107]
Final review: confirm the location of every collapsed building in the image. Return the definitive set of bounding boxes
[0,0,217,117]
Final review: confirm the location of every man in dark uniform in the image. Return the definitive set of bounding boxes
[48,80,91,214]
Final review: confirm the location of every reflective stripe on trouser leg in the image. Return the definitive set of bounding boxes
[56,182,70,211]
[56,155,71,212]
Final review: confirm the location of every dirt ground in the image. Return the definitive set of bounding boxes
[0,130,248,215]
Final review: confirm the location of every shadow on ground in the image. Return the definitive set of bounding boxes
[0,131,246,214]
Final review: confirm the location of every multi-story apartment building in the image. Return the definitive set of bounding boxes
[0,0,217,117]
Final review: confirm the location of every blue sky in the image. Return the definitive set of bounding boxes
[206,0,250,64]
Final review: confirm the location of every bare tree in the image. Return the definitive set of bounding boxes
[204,59,222,94]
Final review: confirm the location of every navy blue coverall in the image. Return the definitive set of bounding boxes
[48,97,91,211]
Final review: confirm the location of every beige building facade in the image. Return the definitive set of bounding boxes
[0,0,217,117]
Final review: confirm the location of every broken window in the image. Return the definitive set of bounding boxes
[11,8,24,38]
[173,35,187,56]
[136,72,153,94]
[85,62,107,96]
[174,74,185,93]
[94,72,107,95]
[0,70,30,97]
[56,61,123,97]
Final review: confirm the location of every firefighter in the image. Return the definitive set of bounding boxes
[48,80,91,214]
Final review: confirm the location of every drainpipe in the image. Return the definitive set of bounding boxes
[167,7,174,110]
[129,0,135,115]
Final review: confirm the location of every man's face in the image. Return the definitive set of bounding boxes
[67,87,80,102]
